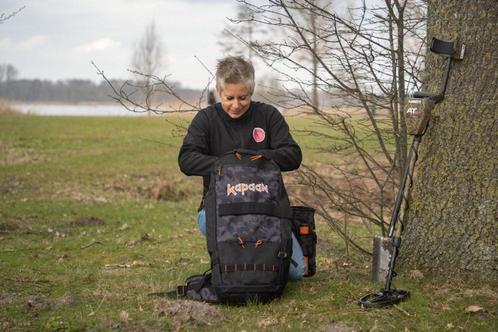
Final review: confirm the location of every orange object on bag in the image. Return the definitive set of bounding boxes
[299,225,310,235]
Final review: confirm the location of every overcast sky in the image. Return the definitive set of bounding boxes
[0,0,244,89]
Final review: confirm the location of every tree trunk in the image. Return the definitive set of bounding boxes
[400,0,497,281]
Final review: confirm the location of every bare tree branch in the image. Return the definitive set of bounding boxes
[0,5,25,24]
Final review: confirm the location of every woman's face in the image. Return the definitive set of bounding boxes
[217,83,252,119]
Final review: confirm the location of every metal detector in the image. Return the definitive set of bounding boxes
[359,38,465,308]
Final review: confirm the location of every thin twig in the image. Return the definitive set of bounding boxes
[0,6,26,24]
[81,241,103,249]
[393,304,412,316]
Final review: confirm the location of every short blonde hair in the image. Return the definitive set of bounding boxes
[215,56,255,94]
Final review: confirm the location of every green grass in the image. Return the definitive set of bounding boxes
[1,114,496,331]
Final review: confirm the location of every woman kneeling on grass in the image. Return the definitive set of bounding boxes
[178,55,305,280]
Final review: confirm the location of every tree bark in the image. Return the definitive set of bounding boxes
[400,0,497,281]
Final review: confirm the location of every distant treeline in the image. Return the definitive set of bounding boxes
[0,79,203,103]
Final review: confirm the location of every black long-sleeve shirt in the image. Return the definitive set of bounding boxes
[178,101,302,201]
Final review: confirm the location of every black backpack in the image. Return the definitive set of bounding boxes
[203,150,293,304]
[155,150,316,305]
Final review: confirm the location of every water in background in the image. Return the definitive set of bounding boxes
[16,103,149,116]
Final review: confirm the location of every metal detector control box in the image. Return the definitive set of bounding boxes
[405,98,434,136]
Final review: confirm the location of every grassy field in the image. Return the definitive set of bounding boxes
[1,114,496,331]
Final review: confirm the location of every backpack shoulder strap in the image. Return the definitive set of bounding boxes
[148,272,218,302]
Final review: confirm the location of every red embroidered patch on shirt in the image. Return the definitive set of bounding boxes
[252,127,266,143]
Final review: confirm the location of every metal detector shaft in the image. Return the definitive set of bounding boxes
[384,135,421,291]
[387,135,421,238]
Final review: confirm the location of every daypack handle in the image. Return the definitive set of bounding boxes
[230,148,259,156]
[226,149,266,161]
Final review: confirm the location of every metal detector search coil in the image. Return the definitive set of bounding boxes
[359,289,410,308]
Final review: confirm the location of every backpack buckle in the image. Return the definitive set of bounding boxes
[177,285,187,297]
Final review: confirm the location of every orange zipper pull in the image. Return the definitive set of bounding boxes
[235,235,245,248]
